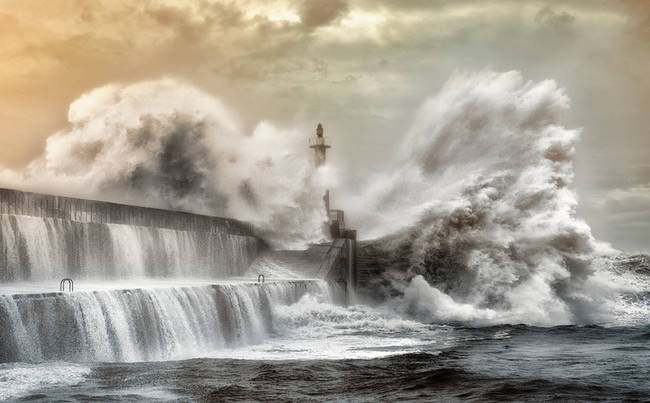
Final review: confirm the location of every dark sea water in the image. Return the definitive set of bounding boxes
[3,322,648,402]
[1,257,649,402]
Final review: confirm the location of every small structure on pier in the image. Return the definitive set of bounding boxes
[308,123,351,238]
[308,123,357,302]
[309,123,331,167]
[309,123,333,214]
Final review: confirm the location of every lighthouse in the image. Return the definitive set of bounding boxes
[309,123,331,166]
[309,123,331,212]
[309,123,341,233]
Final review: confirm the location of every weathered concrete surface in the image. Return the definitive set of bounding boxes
[0,188,264,281]
[265,239,356,304]
[322,238,356,304]
[354,241,395,302]
[252,238,357,304]
[0,188,254,236]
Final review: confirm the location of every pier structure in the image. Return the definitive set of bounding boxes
[0,188,254,235]
[0,125,363,363]
[0,188,263,281]
[308,123,358,302]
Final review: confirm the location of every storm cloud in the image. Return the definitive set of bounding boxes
[0,0,649,251]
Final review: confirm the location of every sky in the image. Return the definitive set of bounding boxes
[0,0,649,252]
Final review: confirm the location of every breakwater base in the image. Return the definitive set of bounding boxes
[0,188,262,281]
[0,187,356,365]
[0,280,328,362]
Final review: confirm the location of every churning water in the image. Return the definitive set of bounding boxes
[0,231,648,401]
[0,281,328,363]
[0,282,648,401]
[0,250,648,401]
[1,70,649,401]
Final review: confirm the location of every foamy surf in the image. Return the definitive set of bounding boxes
[206,293,454,361]
[0,363,91,401]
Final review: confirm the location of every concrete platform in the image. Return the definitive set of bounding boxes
[0,277,311,296]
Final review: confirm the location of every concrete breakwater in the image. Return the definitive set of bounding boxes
[261,238,357,304]
[0,280,328,362]
[0,188,264,281]
[0,188,254,235]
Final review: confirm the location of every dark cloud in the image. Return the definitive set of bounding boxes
[621,0,650,39]
[1,0,650,251]
[144,1,245,41]
[535,6,575,32]
[299,0,349,31]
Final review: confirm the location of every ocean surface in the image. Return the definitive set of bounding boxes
[3,68,650,402]
[1,287,648,402]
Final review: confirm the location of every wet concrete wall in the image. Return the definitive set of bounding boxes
[0,188,264,281]
[0,188,254,236]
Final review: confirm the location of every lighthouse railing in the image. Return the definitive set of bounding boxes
[309,137,330,147]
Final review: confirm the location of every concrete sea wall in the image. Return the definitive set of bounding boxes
[0,188,264,281]
[0,280,326,362]
[0,188,254,235]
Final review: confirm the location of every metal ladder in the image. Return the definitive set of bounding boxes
[59,278,74,292]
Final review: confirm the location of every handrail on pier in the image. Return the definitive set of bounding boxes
[60,278,74,292]
[316,239,345,277]
[258,274,265,283]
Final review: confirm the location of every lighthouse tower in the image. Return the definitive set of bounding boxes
[309,123,330,166]
[309,123,332,215]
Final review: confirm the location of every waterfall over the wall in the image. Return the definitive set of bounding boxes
[0,281,329,363]
[0,188,263,281]
[0,215,259,281]
[0,188,336,367]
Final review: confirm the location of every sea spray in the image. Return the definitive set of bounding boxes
[1,71,647,326]
[0,79,332,248]
[346,70,639,326]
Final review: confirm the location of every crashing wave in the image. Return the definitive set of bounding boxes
[349,71,646,326]
[0,79,332,248]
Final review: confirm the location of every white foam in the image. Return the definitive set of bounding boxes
[111,387,181,400]
[0,214,259,282]
[0,363,90,401]
[0,78,331,248]
[206,293,456,360]
[339,70,641,327]
[0,280,327,362]
[245,256,304,279]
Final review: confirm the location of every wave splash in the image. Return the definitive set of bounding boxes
[1,70,646,327]
[347,70,645,326]
[0,78,332,248]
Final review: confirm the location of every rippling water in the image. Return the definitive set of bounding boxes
[1,291,648,402]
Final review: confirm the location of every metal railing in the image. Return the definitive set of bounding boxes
[316,239,345,277]
[59,278,74,292]
[309,137,331,147]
